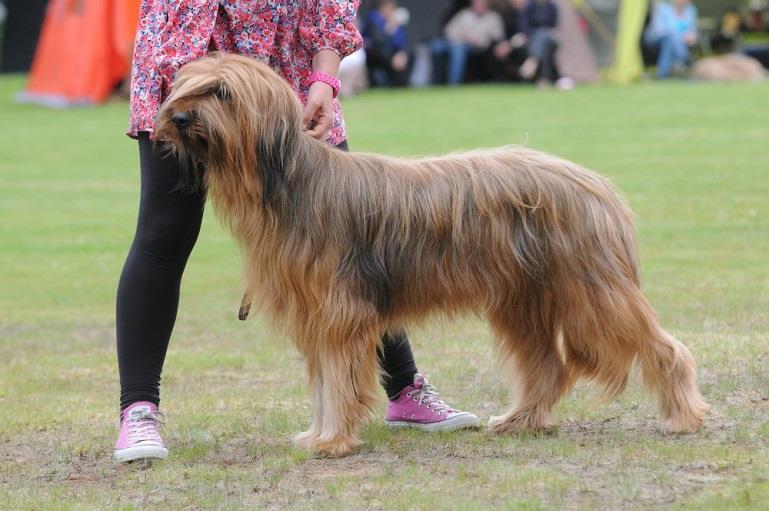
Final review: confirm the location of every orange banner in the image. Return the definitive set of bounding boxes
[22,0,140,105]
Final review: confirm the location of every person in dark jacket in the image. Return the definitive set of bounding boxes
[493,0,570,87]
[362,0,411,87]
[518,0,561,85]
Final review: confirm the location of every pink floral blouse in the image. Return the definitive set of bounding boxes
[128,0,362,145]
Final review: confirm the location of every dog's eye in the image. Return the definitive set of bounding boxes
[215,86,230,101]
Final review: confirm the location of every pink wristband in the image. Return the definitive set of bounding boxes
[308,71,341,98]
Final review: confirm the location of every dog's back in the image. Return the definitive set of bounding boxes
[309,145,639,320]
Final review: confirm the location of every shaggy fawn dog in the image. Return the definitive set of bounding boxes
[154,53,708,456]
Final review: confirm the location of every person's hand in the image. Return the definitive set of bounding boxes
[510,32,527,48]
[683,32,697,47]
[493,40,512,59]
[303,81,334,140]
[391,50,409,71]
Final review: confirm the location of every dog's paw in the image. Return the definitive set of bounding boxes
[659,414,705,435]
[659,398,709,434]
[487,414,506,432]
[303,435,361,458]
[487,412,554,435]
[293,430,319,449]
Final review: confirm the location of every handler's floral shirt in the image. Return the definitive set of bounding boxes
[128,0,362,145]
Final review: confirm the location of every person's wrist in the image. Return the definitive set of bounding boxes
[309,71,340,98]
[309,80,333,97]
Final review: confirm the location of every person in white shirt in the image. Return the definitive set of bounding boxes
[430,0,504,84]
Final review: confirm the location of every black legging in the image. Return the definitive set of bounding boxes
[116,134,418,410]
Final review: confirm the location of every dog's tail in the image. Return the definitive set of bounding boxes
[522,152,708,428]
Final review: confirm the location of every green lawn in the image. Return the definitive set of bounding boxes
[1,76,768,510]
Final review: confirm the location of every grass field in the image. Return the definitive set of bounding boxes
[1,75,768,510]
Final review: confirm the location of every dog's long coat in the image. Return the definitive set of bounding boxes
[155,53,708,456]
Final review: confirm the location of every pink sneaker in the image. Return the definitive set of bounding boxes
[113,401,168,462]
[385,374,480,432]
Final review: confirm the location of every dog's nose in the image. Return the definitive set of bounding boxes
[172,111,191,129]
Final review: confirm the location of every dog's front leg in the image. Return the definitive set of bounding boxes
[297,321,381,457]
[293,353,324,449]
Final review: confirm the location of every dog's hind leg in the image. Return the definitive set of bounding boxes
[297,314,382,457]
[640,328,709,433]
[562,282,708,434]
[488,308,571,434]
[631,298,709,433]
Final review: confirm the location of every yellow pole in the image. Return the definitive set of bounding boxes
[608,0,649,84]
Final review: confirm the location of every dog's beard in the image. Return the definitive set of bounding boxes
[158,135,209,194]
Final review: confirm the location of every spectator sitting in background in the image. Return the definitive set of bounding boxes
[492,0,530,81]
[362,0,411,87]
[644,0,698,79]
[516,0,564,87]
[430,0,504,85]
[493,0,572,89]
[710,8,742,54]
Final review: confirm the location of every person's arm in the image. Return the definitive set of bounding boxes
[299,0,362,61]
[299,0,363,140]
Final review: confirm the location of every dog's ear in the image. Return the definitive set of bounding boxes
[256,117,298,205]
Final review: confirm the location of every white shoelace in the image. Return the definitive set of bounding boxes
[125,408,166,443]
[406,375,455,416]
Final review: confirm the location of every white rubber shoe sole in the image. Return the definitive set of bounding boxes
[385,412,481,432]
[113,443,169,463]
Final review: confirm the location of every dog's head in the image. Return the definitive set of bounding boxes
[155,53,303,200]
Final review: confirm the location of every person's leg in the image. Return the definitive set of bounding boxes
[365,45,386,87]
[527,29,549,62]
[520,30,550,81]
[389,52,413,87]
[539,34,559,83]
[371,66,391,87]
[508,46,529,81]
[378,329,479,432]
[116,134,206,411]
[429,39,449,84]
[447,41,470,85]
[464,46,494,82]
[655,34,676,78]
[379,330,418,398]
[671,35,690,68]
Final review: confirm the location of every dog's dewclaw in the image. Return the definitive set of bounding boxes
[238,298,251,321]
